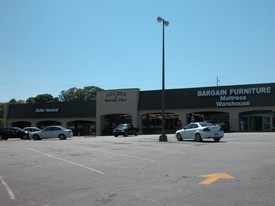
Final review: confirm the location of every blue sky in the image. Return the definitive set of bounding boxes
[1,0,274,102]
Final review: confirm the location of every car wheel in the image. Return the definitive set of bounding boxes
[59,134,66,140]
[214,138,220,142]
[0,135,3,140]
[22,134,28,140]
[33,135,40,140]
[195,133,202,142]
[176,133,183,141]
[114,134,118,137]
[124,132,128,137]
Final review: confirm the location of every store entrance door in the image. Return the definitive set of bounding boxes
[263,116,272,131]
[240,110,273,132]
[249,116,262,131]
[246,116,272,131]
[102,114,132,135]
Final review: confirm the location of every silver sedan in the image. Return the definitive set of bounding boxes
[175,122,224,142]
[29,126,73,140]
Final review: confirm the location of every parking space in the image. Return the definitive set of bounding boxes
[0,133,275,206]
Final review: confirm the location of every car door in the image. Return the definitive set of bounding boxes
[11,128,20,138]
[46,127,59,138]
[50,127,61,138]
[14,128,23,138]
[40,127,52,138]
[128,125,135,134]
[6,128,13,138]
[181,124,192,139]
[189,123,199,139]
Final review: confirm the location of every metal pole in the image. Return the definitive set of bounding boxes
[159,20,167,142]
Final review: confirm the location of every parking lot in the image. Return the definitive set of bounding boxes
[0,133,274,206]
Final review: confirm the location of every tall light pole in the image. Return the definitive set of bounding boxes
[157,16,169,142]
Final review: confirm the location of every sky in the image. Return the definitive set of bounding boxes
[0,0,274,102]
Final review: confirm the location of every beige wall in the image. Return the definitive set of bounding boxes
[96,89,140,135]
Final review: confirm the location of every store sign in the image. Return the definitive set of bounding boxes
[197,86,272,107]
[105,91,127,103]
[35,108,60,113]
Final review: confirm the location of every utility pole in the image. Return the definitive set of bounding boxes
[216,76,220,87]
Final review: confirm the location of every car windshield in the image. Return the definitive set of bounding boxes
[116,124,128,129]
[16,128,25,132]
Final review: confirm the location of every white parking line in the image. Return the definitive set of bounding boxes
[27,148,104,175]
[0,175,15,200]
[87,148,155,162]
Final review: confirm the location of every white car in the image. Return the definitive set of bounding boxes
[23,127,41,133]
[30,126,73,140]
[175,122,224,142]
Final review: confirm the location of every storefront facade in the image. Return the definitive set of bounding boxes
[4,83,275,135]
[4,101,97,136]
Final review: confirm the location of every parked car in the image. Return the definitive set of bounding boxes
[175,122,224,142]
[0,127,30,140]
[205,120,230,132]
[23,127,41,133]
[113,123,139,137]
[29,126,73,140]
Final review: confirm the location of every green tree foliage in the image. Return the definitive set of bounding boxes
[7,99,26,104]
[59,86,103,101]
[26,97,35,103]
[26,94,56,103]
[26,94,59,104]
[9,98,17,104]
[17,100,26,104]
[4,86,103,104]
[53,97,59,102]
[34,94,54,102]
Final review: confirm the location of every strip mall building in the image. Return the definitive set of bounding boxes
[4,83,275,135]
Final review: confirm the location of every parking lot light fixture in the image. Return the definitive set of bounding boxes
[157,16,169,142]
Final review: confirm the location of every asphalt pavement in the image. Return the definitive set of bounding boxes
[0,133,274,206]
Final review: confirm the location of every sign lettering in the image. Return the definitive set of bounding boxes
[35,108,59,113]
[197,86,271,107]
[105,91,128,103]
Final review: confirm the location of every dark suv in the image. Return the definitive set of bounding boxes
[0,127,29,140]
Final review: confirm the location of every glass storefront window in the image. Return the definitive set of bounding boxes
[263,116,272,130]
[239,111,273,132]
[142,113,178,134]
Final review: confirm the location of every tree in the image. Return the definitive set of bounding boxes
[53,97,59,102]
[9,99,17,104]
[7,85,103,104]
[7,99,25,104]
[26,94,56,103]
[34,94,54,102]
[17,100,25,104]
[59,86,103,101]
[26,97,35,103]
[84,86,103,100]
